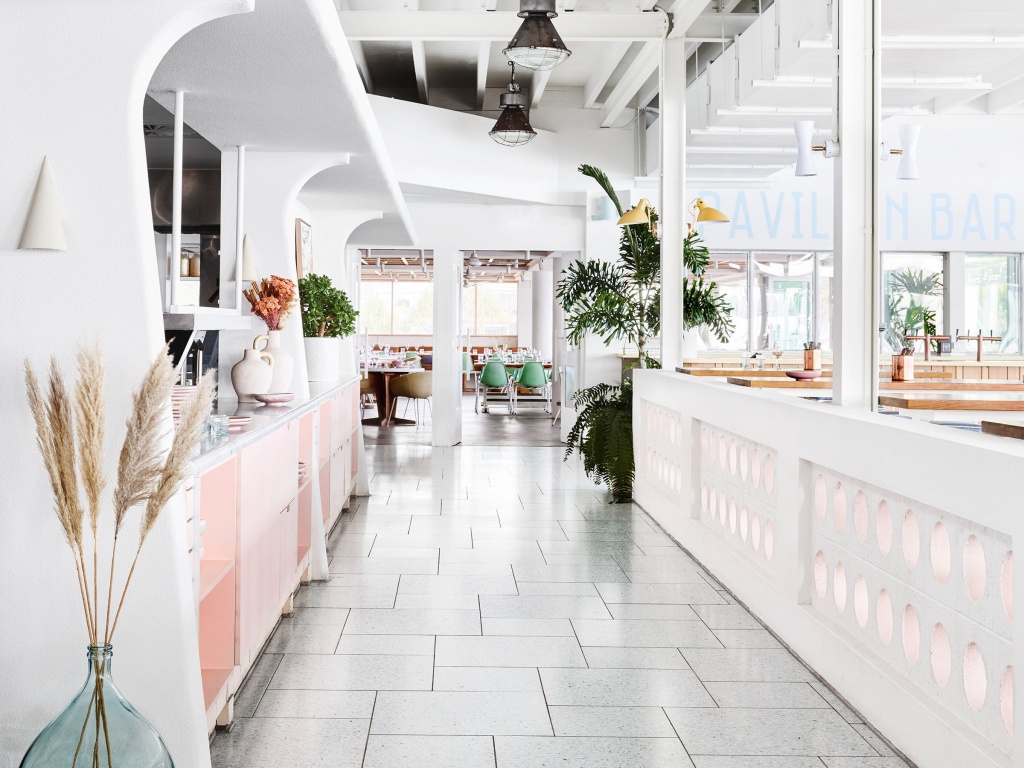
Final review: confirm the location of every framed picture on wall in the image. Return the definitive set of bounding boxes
[295,218,313,278]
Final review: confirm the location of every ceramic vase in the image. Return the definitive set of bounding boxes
[231,340,274,402]
[258,330,293,393]
[19,645,174,768]
[304,337,341,382]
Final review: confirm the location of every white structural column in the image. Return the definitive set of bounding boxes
[532,262,555,359]
[234,144,245,310]
[433,247,464,446]
[944,251,966,350]
[832,0,879,408]
[659,35,686,369]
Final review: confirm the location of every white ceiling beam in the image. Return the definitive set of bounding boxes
[339,11,667,42]
[989,77,1024,113]
[348,42,374,94]
[601,40,661,127]
[935,52,1024,113]
[635,70,660,110]
[531,69,552,110]
[583,41,631,108]
[476,41,490,111]
[411,41,429,103]
[685,12,758,40]
[883,36,1024,51]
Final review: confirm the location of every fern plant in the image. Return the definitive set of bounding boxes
[559,164,734,501]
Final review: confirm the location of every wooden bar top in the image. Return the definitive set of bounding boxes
[879,393,1024,411]
[726,377,1024,391]
[981,420,1024,439]
[679,367,954,379]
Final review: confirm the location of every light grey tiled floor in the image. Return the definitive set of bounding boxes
[211,444,912,768]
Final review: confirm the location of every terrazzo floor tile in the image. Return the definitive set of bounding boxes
[329,556,438,575]
[548,705,677,737]
[540,553,621,565]
[293,586,397,609]
[481,618,576,636]
[440,548,546,564]
[264,623,343,654]
[539,667,715,707]
[436,635,587,667]
[811,682,863,723]
[253,689,376,719]
[323,574,401,589]
[494,736,694,768]
[820,759,911,767]
[691,758,828,768]
[682,648,817,682]
[539,541,647,557]
[692,604,764,629]
[432,666,543,692]
[362,735,496,768]
[368,546,441,559]
[665,708,878,756]
[232,653,283,718]
[571,618,721,648]
[514,582,600,596]
[511,564,629,583]
[209,717,369,768]
[329,534,377,557]
[268,654,434,691]
[713,629,783,649]
[286,607,350,627]
[479,595,612,619]
[581,646,692,669]
[397,573,518,594]
[411,514,501,529]
[393,593,480,609]
[595,581,726,605]
[439,562,516,576]
[607,603,702,621]
[344,608,480,635]
[705,681,831,708]
[373,532,473,549]
[370,691,552,735]
[335,634,435,655]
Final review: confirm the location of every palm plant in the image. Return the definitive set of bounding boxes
[559,164,734,501]
[884,267,942,353]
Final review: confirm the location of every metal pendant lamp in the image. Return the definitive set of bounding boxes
[489,63,537,147]
[504,0,572,72]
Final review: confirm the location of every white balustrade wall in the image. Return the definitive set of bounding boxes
[634,370,1024,768]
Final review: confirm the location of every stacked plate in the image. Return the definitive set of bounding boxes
[228,415,252,431]
[171,385,198,422]
[297,461,308,482]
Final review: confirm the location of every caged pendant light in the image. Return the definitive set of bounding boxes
[489,62,537,147]
[504,0,572,72]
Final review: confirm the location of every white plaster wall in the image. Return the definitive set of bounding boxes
[0,2,253,767]
[517,276,535,350]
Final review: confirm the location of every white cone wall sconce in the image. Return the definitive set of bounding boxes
[881,124,921,180]
[241,234,258,281]
[19,156,68,250]
[793,121,839,177]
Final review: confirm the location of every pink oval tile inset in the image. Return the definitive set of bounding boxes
[1001,667,1014,735]
[814,551,828,598]
[739,506,749,542]
[903,605,921,665]
[1002,551,1013,621]
[764,521,775,561]
[931,623,951,687]
[834,483,848,534]
[902,510,920,571]
[740,444,749,481]
[833,562,848,613]
[752,448,762,489]
[964,535,987,602]
[853,490,869,544]
[876,589,893,646]
[930,521,951,585]
[764,453,775,495]
[814,474,827,521]
[752,513,761,552]
[854,575,869,628]
[963,643,987,711]
[877,500,893,556]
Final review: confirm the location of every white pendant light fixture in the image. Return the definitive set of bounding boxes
[19,156,68,250]
[241,234,258,281]
[881,124,921,180]
[504,0,572,72]
[793,121,839,177]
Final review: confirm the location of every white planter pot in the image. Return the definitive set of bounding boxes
[305,337,341,382]
[681,328,704,360]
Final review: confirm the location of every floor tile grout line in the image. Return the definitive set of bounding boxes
[359,691,378,768]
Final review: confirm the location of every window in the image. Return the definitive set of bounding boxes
[703,254,748,351]
[881,252,944,352]
[360,281,434,335]
[752,252,815,351]
[463,283,518,336]
[965,254,1021,355]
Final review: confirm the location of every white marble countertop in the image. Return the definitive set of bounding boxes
[190,377,359,472]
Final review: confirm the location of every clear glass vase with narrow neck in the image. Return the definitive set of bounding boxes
[20,645,174,768]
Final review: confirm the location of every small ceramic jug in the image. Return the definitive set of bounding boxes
[231,341,274,402]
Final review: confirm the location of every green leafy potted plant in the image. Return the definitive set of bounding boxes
[298,273,358,382]
[558,164,734,501]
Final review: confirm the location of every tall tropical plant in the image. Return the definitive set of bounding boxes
[884,267,942,353]
[559,164,734,501]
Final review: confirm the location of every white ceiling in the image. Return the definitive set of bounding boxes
[149,0,414,244]
[334,0,1024,187]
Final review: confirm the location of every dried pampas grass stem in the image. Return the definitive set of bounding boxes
[25,345,216,649]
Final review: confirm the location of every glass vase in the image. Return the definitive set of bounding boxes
[20,645,174,768]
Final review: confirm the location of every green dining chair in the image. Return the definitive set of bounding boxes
[478,361,515,414]
[515,361,552,413]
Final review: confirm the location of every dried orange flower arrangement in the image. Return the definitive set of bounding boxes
[243,275,297,331]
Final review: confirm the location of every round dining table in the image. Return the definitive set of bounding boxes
[361,367,418,426]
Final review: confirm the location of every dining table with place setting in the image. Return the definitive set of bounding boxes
[359,348,428,426]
